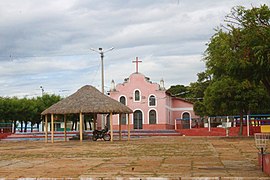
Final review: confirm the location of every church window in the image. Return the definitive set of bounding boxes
[134,90,140,101]
[119,96,126,125]
[149,95,156,106]
[120,96,126,105]
[149,110,157,124]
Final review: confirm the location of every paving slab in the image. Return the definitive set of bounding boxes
[0,136,269,179]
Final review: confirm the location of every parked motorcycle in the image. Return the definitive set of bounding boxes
[92,126,111,141]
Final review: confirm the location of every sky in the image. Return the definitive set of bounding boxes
[0,0,269,98]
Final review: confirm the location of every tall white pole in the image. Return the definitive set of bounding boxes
[100,49,105,128]
[101,51,104,94]
[40,86,44,96]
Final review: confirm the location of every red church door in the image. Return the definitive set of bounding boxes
[134,110,143,129]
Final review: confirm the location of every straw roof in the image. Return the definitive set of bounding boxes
[41,85,133,115]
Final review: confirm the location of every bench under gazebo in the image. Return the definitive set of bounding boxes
[41,85,133,143]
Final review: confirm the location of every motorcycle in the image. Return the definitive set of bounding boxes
[92,125,111,141]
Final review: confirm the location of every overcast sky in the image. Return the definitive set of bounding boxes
[0,0,269,98]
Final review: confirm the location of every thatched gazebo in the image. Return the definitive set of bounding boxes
[41,85,133,143]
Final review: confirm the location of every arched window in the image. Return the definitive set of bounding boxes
[119,96,126,124]
[134,90,140,101]
[149,110,157,124]
[120,96,126,105]
[182,112,190,120]
[149,95,156,106]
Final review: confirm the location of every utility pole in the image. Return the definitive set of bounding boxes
[90,47,114,94]
[40,86,44,96]
[90,47,114,128]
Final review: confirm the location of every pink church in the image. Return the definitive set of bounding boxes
[108,58,198,130]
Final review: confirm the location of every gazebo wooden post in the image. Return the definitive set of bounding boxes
[51,114,54,143]
[80,112,83,142]
[119,114,122,141]
[93,114,97,130]
[110,112,113,142]
[45,115,48,143]
[64,114,67,142]
[128,114,130,141]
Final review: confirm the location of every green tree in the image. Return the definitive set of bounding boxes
[203,5,270,135]
[0,97,17,132]
[0,94,61,133]
[166,85,190,98]
[205,5,270,95]
[204,77,270,135]
[35,94,61,131]
[167,74,211,117]
[189,72,211,116]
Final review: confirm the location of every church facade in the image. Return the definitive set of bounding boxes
[108,58,198,130]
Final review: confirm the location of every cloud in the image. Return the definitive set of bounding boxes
[0,0,269,97]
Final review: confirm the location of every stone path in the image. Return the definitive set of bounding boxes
[0,136,269,179]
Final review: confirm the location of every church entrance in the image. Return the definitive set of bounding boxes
[133,110,143,129]
[182,112,191,129]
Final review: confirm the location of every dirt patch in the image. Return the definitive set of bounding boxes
[0,136,268,178]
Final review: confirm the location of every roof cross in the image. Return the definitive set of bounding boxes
[132,57,142,73]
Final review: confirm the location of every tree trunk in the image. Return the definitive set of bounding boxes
[72,120,77,131]
[31,122,33,132]
[89,120,92,130]
[84,119,87,130]
[238,111,243,136]
[24,121,27,132]
[20,121,23,132]
[13,120,16,133]
[37,122,40,132]
[71,121,75,131]
[75,121,77,131]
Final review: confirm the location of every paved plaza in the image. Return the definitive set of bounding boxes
[0,136,269,179]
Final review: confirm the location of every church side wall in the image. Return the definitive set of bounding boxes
[172,99,198,118]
